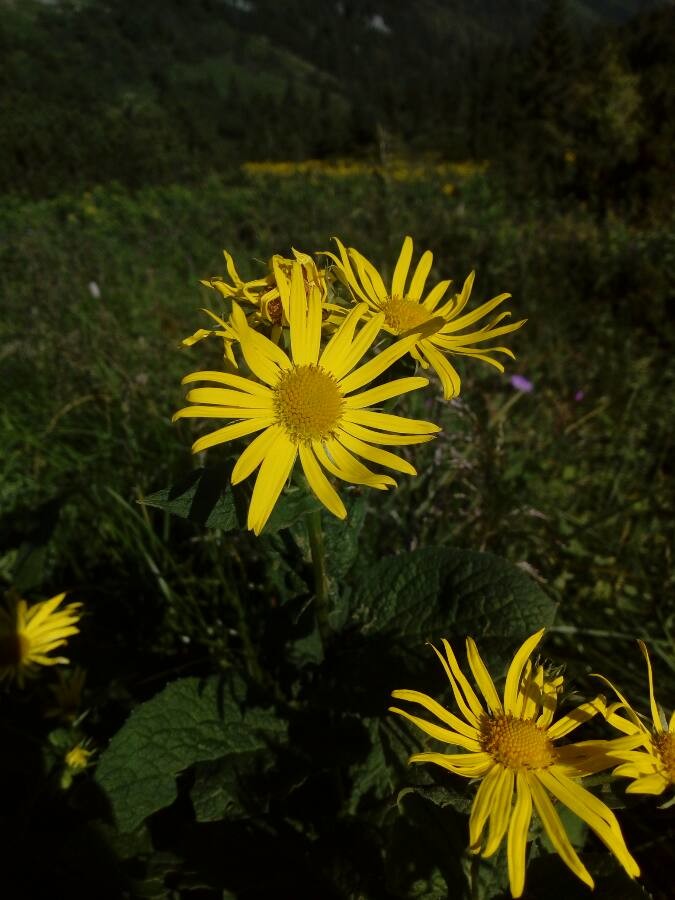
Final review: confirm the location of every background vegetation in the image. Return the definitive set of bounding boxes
[0,0,673,897]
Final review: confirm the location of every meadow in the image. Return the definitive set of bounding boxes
[1,161,674,897]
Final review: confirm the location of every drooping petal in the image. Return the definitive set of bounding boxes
[469,764,503,853]
[231,424,281,485]
[299,443,347,520]
[507,772,533,899]
[527,773,594,889]
[538,769,639,878]
[483,767,515,857]
[247,433,297,535]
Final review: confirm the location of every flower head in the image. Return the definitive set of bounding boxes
[65,742,94,772]
[389,629,639,897]
[600,641,674,796]
[324,236,526,399]
[0,593,83,686]
[175,261,440,535]
[195,248,344,347]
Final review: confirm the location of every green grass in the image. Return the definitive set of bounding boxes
[1,166,673,690]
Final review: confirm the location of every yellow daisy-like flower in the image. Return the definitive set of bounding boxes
[0,593,83,686]
[325,236,526,399]
[174,261,440,535]
[389,629,639,897]
[599,641,675,796]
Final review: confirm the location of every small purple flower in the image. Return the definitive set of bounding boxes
[509,374,534,393]
[574,390,585,402]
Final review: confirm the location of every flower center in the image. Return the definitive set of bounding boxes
[480,714,556,770]
[265,297,283,324]
[274,364,344,445]
[0,631,31,669]
[654,732,675,783]
[382,295,431,334]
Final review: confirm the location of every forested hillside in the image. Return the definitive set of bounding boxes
[0,0,673,215]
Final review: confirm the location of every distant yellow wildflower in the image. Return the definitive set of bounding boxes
[390,629,639,897]
[0,593,83,686]
[65,742,94,771]
[175,261,439,534]
[324,236,525,399]
[599,641,674,796]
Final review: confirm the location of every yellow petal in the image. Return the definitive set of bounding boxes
[503,629,545,716]
[337,432,416,476]
[231,424,280,484]
[299,443,346,520]
[191,417,274,454]
[389,706,482,751]
[247,433,297,535]
[483,766,515,857]
[466,638,503,714]
[527,773,594,889]
[469,764,502,852]
[407,249,433,301]
[390,689,480,739]
[391,236,413,298]
[507,772,533,898]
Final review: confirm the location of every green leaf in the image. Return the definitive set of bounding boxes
[140,467,321,534]
[351,547,556,655]
[141,466,240,530]
[95,676,286,832]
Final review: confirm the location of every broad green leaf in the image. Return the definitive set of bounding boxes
[141,467,321,533]
[190,755,263,823]
[350,547,556,655]
[96,676,286,832]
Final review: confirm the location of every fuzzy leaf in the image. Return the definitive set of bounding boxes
[95,676,286,832]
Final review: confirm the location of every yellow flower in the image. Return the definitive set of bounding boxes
[0,593,83,686]
[389,629,639,897]
[174,261,440,535]
[65,742,94,771]
[599,641,675,796]
[324,236,525,399]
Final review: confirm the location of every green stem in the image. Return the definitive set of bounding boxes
[306,509,330,649]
